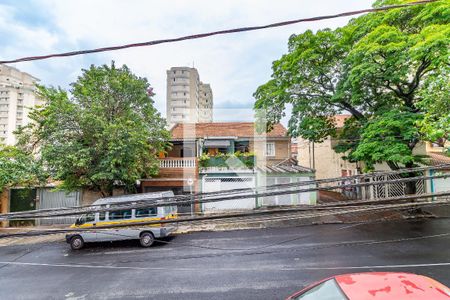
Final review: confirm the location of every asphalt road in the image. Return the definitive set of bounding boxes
[0,218,449,300]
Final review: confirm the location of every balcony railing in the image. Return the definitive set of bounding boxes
[159,158,197,168]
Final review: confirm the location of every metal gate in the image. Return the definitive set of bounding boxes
[10,188,36,227]
[202,176,256,212]
[38,188,80,225]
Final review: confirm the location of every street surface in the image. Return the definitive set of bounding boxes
[0,218,449,300]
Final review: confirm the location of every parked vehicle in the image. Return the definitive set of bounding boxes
[66,191,177,250]
[286,272,450,299]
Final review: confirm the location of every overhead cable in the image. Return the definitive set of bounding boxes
[0,0,436,64]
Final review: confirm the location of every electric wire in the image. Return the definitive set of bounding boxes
[3,163,447,220]
[0,0,436,64]
[2,171,449,220]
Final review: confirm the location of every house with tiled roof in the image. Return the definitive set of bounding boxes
[297,114,450,200]
[141,122,316,212]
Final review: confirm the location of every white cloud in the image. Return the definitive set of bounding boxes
[1,0,374,124]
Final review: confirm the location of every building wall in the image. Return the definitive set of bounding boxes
[166,67,213,126]
[252,139,291,166]
[0,189,9,227]
[0,65,42,145]
[297,137,358,180]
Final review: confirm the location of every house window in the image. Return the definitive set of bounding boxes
[266,142,275,156]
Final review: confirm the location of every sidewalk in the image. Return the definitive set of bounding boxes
[0,227,65,247]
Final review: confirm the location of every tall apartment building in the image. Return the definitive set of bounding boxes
[166,67,213,126]
[0,64,42,145]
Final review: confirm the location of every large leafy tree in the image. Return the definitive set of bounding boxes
[0,144,47,193]
[254,0,449,192]
[17,62,170,197]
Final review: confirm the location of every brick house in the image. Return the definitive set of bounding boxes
[141,122,316,212]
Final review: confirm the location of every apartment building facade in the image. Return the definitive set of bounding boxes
[166,67,213,126]
[0,64,42,145]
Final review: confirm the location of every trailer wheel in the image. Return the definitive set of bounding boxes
[70,235,84,250]
[139,232,155,247]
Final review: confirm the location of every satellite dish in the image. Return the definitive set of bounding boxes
[187,178,194,186]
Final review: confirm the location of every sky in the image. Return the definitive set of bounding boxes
[0,0,374,124]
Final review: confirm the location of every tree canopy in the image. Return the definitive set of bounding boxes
[17,62,170,196]
[0,144,47,193]
[254,0,450,170]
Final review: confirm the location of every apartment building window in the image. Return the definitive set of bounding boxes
[265,142,275,156]
[173,71,176,74]
[183,92,186,96]
[173,78,176,82]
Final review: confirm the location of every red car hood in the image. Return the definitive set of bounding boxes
[335,272,450,300]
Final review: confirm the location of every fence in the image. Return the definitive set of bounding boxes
[338,172,426,200]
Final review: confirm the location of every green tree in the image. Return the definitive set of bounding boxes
[254,0,449,193]
[0,144,47,193]
[17,62,170,197]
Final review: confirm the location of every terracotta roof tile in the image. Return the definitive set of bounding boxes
[171,122,287,139]
[426,152,450,167]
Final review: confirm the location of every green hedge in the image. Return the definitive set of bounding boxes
[199,152,255,168]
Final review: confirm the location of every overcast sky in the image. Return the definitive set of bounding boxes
[0,0,374,123]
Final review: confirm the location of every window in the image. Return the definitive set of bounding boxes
[265,142,275,156]
[235,141,250,153]
[98,209,106,221]
[109,210,132,220]
[136,208,157,218]
[293,279,346,300]
[85,213,95,223]
[164,206,176,215]
[173,78,176,82]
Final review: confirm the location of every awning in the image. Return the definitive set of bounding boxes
[204,140,231,147]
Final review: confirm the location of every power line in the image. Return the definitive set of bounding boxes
[2,172,449,220]
[0,0,437,64]
[2,163,449,220]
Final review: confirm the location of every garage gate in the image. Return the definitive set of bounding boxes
[38,188,80,225]
[202,176,256,212]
